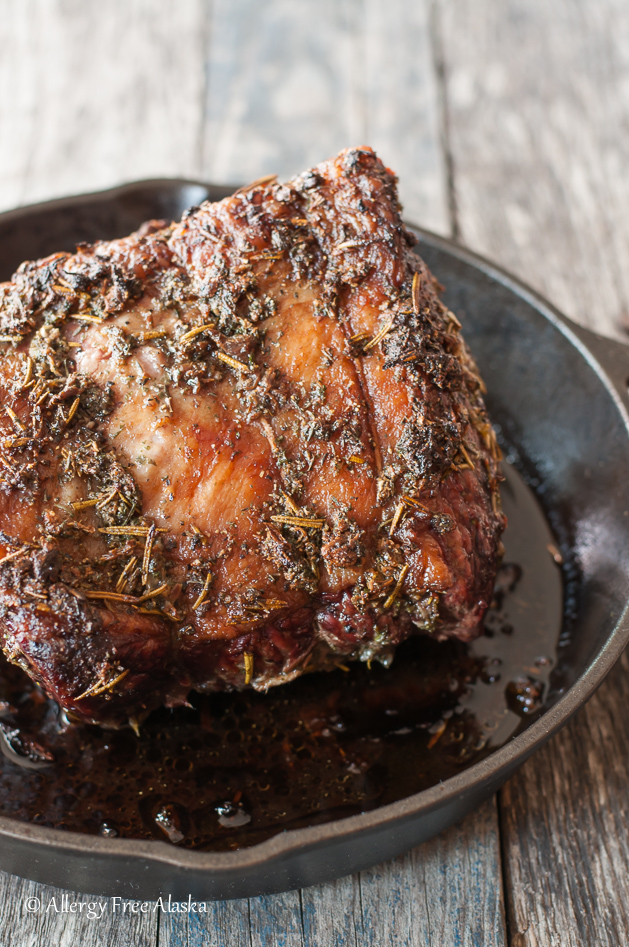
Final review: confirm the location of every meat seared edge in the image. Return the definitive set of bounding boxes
[0,147,505,727]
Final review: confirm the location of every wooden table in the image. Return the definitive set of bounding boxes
[0,1,627,944]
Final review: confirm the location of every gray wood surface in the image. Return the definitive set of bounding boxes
[0,878,158,947]
[0,0,209,211]
[440,0,629,339]
[144,799,507,947]
[500,652,629,947]
[202,0,449,234]
[0,0,626,944]
[438,2,629,945]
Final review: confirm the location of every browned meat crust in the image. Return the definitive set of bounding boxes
[0,147,505,726]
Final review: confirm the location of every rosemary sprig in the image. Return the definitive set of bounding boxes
[22,357,33,387]
[85,583,168,605]
[4,405,24,433]
[136,583,168,602]
[363,318,394,352]
[84,591,139,604]
[458,444,475,470]
[192,572,212,610]
[141,523,157,586]
[71,495,101,511]
[0,547,28,565]
[115,555,138,593]
[383,564,409,609]
[75,668,130,701]
[178,322,215,346]
[96,487,119,510]
[270,515,325,529]
[72,314,104,324]
[389,500,407,536]
[98,526,166,537]
[281,491,300,516]
[63,396,81,428]
[215,351,250,373]
[260,418,278,451]
[333,240,361,252]
[412,271,421,314]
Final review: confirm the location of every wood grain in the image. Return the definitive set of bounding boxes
[439,0,629,339]
[0,0,209,212]
[300,874,363,946]
[437,1,629,943]
[202,0,366,186]
[202,0,449,231]
[159,801,505,947]
[158,898,251,947]
[360,798,505,947]
[500,651,629,947]
[248,892,305,947]
[0,877,158,947]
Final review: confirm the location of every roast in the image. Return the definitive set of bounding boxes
[0,148,505,726]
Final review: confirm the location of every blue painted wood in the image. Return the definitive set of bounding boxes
[159,802,505,947]
[0,875,158,947]
[300,875,363,946]
[248,891,304,947]
[159,898,251,947]
[359,799,506,947]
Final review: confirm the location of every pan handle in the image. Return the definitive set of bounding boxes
[567,321,629,411]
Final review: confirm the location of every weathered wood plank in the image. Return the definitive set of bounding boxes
[0,875,158,947]
[0,0,208,212]
[204,0,365,182]
[0,0,449,229]
[160,803,505,947]
[248,891,304,947]
[202,0,366,186]
[202,0,448,232]
[300,874,363,947]
[500,651,629,947]
[438,1,629,943]
[159,898,251,947]
[439,0,629,339]
[359,798,506,947]
[363,0,449,233]
[159,892,305,947]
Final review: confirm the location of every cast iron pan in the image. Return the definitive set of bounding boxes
[0,181,628,900]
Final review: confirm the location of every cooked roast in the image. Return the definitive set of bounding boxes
[0,147,505,727]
